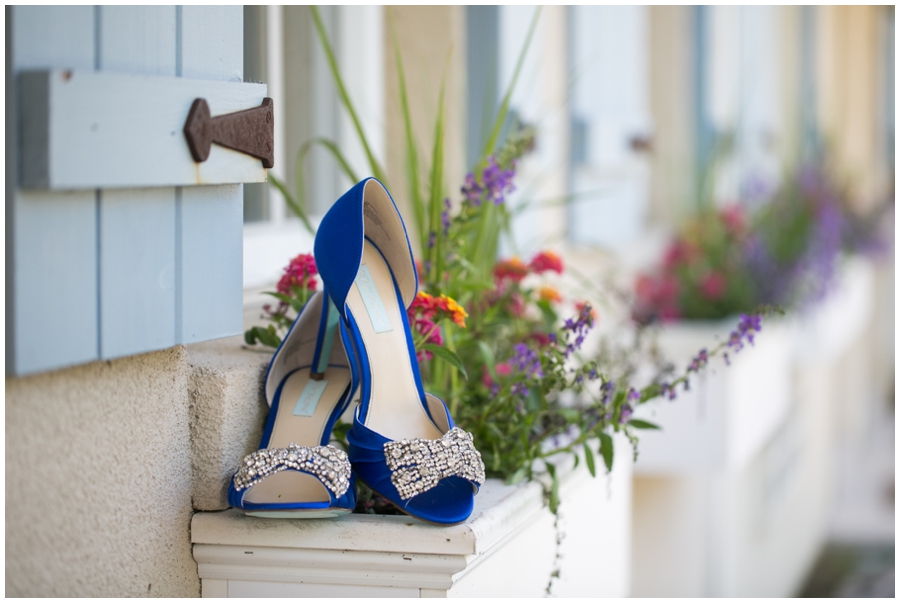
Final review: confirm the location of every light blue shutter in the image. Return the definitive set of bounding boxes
[8,6,250,375]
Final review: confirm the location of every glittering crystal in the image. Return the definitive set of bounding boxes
[233,445,351,497]
[383,427,485,500]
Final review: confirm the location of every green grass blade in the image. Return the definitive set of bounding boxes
[419,343,468,381]
[426,58,448,282]
[268,173,315,235]
[311,6,387,184]
[481,6,541,159]
[287,136,361,235]
[389,12,425,247]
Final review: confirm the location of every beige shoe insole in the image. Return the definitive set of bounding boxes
[243,367,351,505]
[345,240,443,442]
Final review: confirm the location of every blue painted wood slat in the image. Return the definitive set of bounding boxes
[9,5,249,373]
[178,6,244,344]
[98,6,178,359]
[10,6,99,374]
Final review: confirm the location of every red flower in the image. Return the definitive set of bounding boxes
[276,253,317,295]
[529,332,553,347]
[529,250,564,274]
[700,272,726,300]
[663,240,700,269]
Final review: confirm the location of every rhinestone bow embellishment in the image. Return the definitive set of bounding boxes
[233,444,351,498]
[384,427,486,500]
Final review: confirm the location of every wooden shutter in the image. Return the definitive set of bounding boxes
[8,6,257,375]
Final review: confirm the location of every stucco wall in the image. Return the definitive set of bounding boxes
[6,346,199,597]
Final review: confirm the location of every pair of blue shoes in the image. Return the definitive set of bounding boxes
[228,178,485,525]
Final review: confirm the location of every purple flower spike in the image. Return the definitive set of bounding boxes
[461,173,484,205]
[510,343,543,379]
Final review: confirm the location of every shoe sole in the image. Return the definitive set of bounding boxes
[242,508,353,519]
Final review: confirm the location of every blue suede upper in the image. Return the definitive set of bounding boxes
[314,177,478,525]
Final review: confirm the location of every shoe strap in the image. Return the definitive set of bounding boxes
[310,296,340,380]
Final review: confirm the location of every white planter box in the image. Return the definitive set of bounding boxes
[632,318,793,473]
[791,255,875,366]
[192,436,632,597]
[631,360,836,597]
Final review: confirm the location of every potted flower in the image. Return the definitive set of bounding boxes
[627,161,883,597]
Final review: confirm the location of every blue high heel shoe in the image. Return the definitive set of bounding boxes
[315,177,485,526]
[228,290,358,518]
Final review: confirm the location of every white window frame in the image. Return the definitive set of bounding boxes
[242,6,384,290]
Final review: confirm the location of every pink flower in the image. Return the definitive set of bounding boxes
[700,272,726,300]
[529,250,564,275]
[508,292,526,317]
[659,305,682,322]
[657,276,679,305]
[482,362,513,388]
[720,206,745,234]
[276,253,318,295]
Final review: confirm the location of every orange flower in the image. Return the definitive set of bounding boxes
[494,257,529,283]
[574,300,598,322]
[538,285,563,304]
[408,291,467,328]
[439,294,468,328]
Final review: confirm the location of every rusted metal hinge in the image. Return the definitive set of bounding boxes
[183,97,274,168]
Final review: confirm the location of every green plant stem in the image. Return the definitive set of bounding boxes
[310,6,387,184]
[388,10,425,245]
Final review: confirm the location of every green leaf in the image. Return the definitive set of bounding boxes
[628,419,662,430]
[388,11,425,244]
[426,57,449,280]
[572,453,580,470]
[505,466,528,485]
[477,340,498,381]
[455,279,496,293]
[481,6,541,158]
[419,344,468,381]
[583,442,597,477]
[310,6,386,184]
[545,461,560,514]
[246,326,281,349]
[263,291,293,304]
[288,296,305,313]
[640,384,662,403]
[599,432,614,473]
